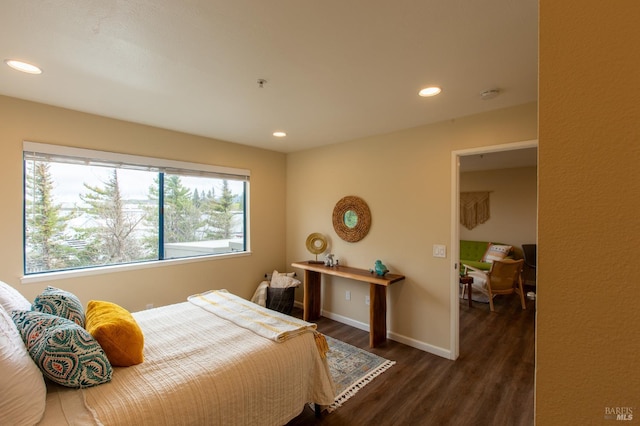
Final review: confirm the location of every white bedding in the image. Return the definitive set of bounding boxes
[38,301,335,425]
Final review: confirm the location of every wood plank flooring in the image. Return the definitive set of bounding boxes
[287,292,536,426]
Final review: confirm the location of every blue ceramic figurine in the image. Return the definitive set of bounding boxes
[372,260,389,276]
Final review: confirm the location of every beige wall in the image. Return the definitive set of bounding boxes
[0,95,287,311]
[537,1,640,423]
[286,102,537,354]
[6,1,638,417]
[460,166,537,255]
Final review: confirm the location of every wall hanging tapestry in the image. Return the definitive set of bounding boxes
[460,191,491,230]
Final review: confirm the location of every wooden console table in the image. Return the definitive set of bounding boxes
[291,261,405,348]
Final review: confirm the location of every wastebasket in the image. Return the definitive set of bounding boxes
[266,286,296,315]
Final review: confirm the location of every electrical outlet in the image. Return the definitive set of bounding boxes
[433,244,447,258]
[365,295,370,306]
[146,303,154,309]
[345,291,351,301]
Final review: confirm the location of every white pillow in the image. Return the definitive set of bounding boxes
[465,271,493,303]
[270,270,301,289]
[0,280,32,313]
[482,244,512,263]
[265,271,296,281]
[0,306,47,425]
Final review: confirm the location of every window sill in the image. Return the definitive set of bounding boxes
[20,251,251,285]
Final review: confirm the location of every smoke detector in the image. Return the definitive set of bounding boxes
[480,89,500,100]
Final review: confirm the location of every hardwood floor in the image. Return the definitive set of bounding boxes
[287,292,536,426]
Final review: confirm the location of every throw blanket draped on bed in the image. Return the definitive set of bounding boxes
[188,290,329,358]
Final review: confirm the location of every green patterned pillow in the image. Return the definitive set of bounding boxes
[32,286,85,327]
[11,311,112,388]
[12,309,61,348]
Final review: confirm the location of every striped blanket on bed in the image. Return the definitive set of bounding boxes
[188,290,329,357]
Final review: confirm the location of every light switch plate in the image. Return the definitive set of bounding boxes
[433,244,447,258]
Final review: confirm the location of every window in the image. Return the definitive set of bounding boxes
[23,142,249,275]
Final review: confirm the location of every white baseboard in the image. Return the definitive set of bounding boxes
[294,301,452,359]
[321,310,370,333]
[387,331,452,359]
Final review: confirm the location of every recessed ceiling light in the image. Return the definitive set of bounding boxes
[273,131,287,138]
[418,86,441,97]
[4,59,42,74]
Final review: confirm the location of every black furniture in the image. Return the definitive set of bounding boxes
[521,244,537,288]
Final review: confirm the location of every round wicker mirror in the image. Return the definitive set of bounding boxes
[332,196,371,242]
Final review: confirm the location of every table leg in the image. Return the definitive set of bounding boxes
[460,276,473,307]
[303,270,321,321]
[369,284,387,348]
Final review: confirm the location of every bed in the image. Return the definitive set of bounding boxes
[0,283,335,426]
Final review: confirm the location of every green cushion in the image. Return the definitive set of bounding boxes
[460,240,513,272]
[459,240,490,263]
[461,260,492,271]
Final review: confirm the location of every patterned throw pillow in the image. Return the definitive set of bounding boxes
[482,244,513,263]
[11,311,112,388]
[32,286,85,327]
[12,308,62,348]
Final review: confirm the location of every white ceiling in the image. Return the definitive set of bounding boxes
[0,1,538,153]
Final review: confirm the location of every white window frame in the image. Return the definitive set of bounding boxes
[21,141,251,283]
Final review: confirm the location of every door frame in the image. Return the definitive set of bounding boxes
[449,139,538,360]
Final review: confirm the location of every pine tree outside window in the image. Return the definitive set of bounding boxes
[23,142,249,275]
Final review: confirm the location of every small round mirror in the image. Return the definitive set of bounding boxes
[344,210,358,228]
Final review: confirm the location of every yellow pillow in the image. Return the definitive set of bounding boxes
[85,300,144,367]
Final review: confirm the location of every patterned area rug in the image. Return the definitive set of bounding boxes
[325,335,395,412]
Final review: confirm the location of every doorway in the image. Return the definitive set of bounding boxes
[449,139,538,359]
